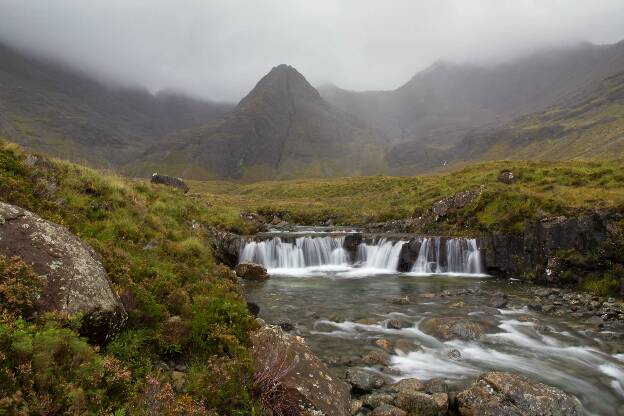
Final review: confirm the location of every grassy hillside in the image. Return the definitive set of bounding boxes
[456,71,624,162]
[0,139,261,414]
[194,159,624,233]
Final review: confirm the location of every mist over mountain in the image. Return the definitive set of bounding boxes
[0,43,233,167]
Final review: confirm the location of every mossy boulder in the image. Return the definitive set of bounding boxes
[0,202,127,343]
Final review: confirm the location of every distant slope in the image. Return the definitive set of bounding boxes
[386,70,624,173]
[0,43,233,167]
[321,41,624,152]
[136,65,388,180]
[452,70,624,163]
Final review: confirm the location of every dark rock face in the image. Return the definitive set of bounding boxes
[456,372,583,416]
[234,262,269,280]
[150,173,189,193]
[209,228,241,267]
[420,317,489,341]
[479,211,619,281]
[251,325,352,416]
[398,238,423,272]
[0,202,127,343]
[343,233,363,261]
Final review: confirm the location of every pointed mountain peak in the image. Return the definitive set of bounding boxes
[237,64,323,111]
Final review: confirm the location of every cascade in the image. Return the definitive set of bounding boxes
[239,235,483,274]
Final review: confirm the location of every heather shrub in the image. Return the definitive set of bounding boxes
[0,255,45,320]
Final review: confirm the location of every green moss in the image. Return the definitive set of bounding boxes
[582,276,621,297]
[0,140,259,413]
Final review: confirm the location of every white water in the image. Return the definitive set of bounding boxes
[240,235,484,275]
[410,237,482,274]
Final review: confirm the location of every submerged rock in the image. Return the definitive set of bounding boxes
[251,325,351,416]
[0,202,127,343]
[420,317,489,341]
[456,371,583,416]
[234,262,269,280]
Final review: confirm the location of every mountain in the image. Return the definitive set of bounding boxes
[136,65,387,180]
[320,41,624,155]
[0,43,233,167]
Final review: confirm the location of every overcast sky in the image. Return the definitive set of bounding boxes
[0,0,623,102]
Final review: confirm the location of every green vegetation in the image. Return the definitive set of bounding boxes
[0,140,263,414]
[193,159,624,234]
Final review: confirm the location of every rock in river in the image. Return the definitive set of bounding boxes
[235,262,269,280]
[420,317,489,341]
[456,371,583,416]
[0,202,127,343]
[346,368,387,393]
[251,325,351,416]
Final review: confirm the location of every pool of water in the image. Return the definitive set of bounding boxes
[243,267,624,415]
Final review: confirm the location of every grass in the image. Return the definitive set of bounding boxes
[192,159,624,233]
[0,139,263,414]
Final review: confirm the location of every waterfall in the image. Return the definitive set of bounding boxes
[411,237,483,274]
[240,234,483,274]
[357,238,405,270]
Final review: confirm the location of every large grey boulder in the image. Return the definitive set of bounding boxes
[251,325,351,416]
[150,173,189,193]
[456,372,583,416]
[0,202,127,343]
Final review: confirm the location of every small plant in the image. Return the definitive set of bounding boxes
[0,255,45,319]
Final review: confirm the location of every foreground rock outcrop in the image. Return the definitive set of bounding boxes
[456,372,583,415]
[0,202,127,342]
[251,325,351,416]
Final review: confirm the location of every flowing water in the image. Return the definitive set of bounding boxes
[241,232,624,415]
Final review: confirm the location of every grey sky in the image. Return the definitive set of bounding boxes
[0,0,623,102]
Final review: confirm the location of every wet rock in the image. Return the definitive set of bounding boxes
[361,350,391,366]
[234,262,269,280]
[0,202,127,343]
[344,233,363,260]
[374,338,393,352]
[350,399,363,415]
[371,404,407,416]
[398,238,423,272]
[394,339,421,354]
[420,317,488,341]
[447,349,462,360]
[246,301,260,317]
[585,315,605,327]
[251,325,351,416]
[395,391,438,416]
[424,378,448,394]
[346,368,387,393]
[389,378,425,395]
[386,296,410,305]
[276,319,294,331]
[150,173,189,193]
[489,292,509,308]
[383,318,410,330]
[456,371,583,416]
[362,393,394,409]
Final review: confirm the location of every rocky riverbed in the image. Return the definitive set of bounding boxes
[242,269,624,415]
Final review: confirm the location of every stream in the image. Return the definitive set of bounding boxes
[241,230,624,415]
